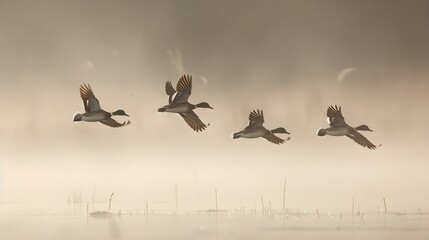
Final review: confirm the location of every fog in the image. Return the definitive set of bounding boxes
[1,0,429,215]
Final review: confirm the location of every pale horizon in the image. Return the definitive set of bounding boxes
[1,0,429,217]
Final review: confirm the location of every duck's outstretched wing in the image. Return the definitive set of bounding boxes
[346,130,377,150]
[262,133,286,145]
[165,81,176,103]
[247,109,264,128]
[80,84,101,113]
[179,111,207,132]
[327,105,346,127]
[173,74,192,103]
[99,118,131,128]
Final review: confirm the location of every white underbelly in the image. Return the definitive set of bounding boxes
[165,104,192,113]
[240,129,267,138]
[326,128,350,136]
[82,112,106,122]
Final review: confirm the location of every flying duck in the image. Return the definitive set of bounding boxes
[73,84,131,128]
[158,74,213,132]
[317,105,378,149]
[232,110,290,145]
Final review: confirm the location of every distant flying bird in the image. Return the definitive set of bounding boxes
[73,84,131,128]
[158,74,213,132]
[337,67,357,82]
[232,110,290,145]
[317,105,378,149]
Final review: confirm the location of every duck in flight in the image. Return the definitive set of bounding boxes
[73,84,131,128]
[317,105,378,149]
[158,74,213,132]
[232,110,290,145]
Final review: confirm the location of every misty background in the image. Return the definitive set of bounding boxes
[1,0,429,213]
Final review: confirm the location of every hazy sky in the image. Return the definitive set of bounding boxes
[1,0,429,213]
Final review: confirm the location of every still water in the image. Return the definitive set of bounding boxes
[1,204,428,240]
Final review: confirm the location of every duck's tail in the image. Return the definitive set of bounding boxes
[317,128,327,137]
[73,112,82,122]
[232,131,242,139]
[158,106,167,112]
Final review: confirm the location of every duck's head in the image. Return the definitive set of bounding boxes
[271,127,290,134]
[355,125,373,132]
[112,110,129,116]
[195,102,213,109]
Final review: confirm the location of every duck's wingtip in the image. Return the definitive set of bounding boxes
[368,144,381,150]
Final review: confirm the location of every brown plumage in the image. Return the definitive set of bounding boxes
[233,109,290,145]
[346,131,378,150]
[179,111,207,132]
[99,118,131,128]
[158,74,212,132]
[74,84,130,128]
[318,105,379,150]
